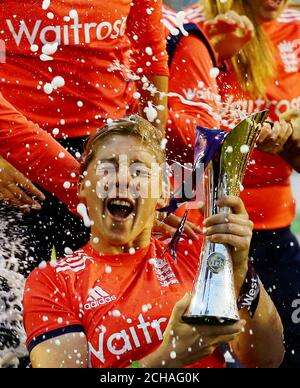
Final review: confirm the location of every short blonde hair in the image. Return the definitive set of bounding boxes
[80,115,166,176]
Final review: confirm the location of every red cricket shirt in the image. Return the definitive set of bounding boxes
[23,236,225,368]
[177,5,300,230]
[163,5,219,165]
[0,0,168,139]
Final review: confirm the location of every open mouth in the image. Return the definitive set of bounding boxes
[106,198,135,221]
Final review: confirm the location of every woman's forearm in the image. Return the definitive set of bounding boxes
[231,282,284,368]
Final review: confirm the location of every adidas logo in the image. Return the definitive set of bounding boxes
[84,286,116,310]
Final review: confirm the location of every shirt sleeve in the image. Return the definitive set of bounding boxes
[168,34,220,146]
[126,0,169,76]
[23,265,83,353]
[0,92,79,210]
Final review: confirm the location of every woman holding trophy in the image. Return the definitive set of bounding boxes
[165,0,300,367]
[23,116,284,368]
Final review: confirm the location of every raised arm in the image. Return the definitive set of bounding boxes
[204,196,284,368]
[0,92,80,209]
[168,33,220,144]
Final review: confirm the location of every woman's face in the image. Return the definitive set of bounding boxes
[251,0,289,22]
[80,134,162,247]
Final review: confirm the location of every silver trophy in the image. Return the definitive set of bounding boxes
[182,110,268,325]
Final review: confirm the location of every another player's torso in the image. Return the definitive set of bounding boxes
[55,238,224,368]
[184,6,299,229]
[219,10,300,229]
[0,0,133,137]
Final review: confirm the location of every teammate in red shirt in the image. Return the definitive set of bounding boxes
[23,115,284,368]
[0,1,168,366]
[163,5,220,165]
[0,0,168,136]
[165,0,300,368]
[183,1,300,230]
[0,0,169,264]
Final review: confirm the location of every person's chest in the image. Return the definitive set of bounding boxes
[0,0,132,55]
[264,22,300,119]
[86,281,185,368]
[65,248,195,367]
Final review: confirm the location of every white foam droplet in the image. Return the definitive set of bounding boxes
[161,138,168,150]
[144,102,157,122]
[42,42,58,56]
[38,261,47,269]
[63,181,71,189]
[43,83,53,95]
[42,0,51,10]
[77,100,83,107]
[142,304,149,313]
[170,351,177,359]
[77,203,92,228]
[225,146,233,153]
[133,92,141,99]
[57,317,63,324]
[175,11,188,36]
[210,67,220,78]
[105,265,112,274]
[52,128,59,135]
[51,76,65,89]
[170,28,180,36]
[92,237,99,244]
[30,44,39,52]
[240,145,250,154]
[64,247,73,255]
[58,152,65,159]
[129,248,136,255]
[69,9,78,19]
[145,47,153,56]
[42,315,49,322]
[112,310,121,317]
[40,54,53,62]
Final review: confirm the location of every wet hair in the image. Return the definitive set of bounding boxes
[204,0,278,97]
[80,115,166,176]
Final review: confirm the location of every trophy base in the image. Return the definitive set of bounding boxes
[182,315,239,325]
